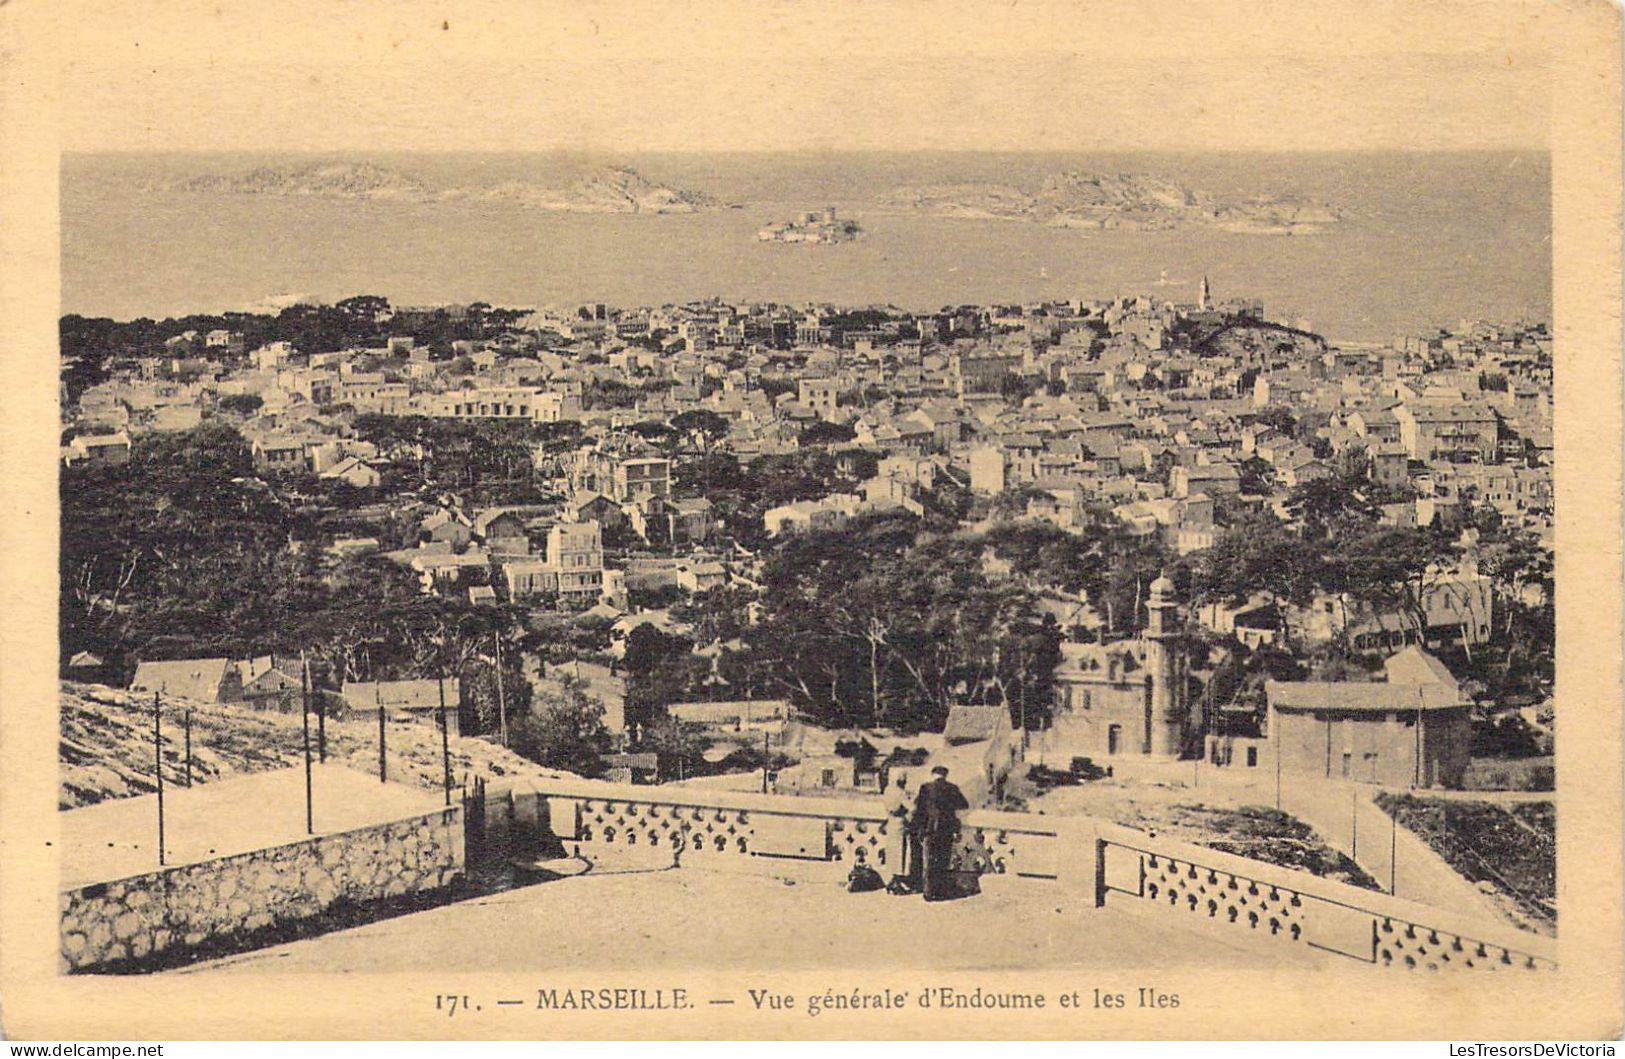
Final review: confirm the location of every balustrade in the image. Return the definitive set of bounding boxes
[481,776,1555,974]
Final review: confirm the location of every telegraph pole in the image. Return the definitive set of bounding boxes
[438,672,452,806]
[301,655,314,835]
[154,692,166,867]
[314,655,326,764]
[183,708,193,788]
[1414,685,1424,789]
[493,633,509,747]
[376,684,385,782]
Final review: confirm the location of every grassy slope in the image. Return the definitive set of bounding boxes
[1026,780,1380,891]
[1375,792,1556,929]
[60,682,570,809]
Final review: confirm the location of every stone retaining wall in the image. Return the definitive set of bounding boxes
[61,806,464,973]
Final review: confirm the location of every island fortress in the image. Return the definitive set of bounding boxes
[1051,575,1195,760]
[757,207,860,244]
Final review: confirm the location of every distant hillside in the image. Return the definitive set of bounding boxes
[156,162,718,214]
[877,171,1343,234]
[448,165,718,213]
[872,182,1036,220]
[1188,320,1329,359]
[60,682,571,809]
[162,162,431,200]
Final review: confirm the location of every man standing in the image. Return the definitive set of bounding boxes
[911,765,969,902]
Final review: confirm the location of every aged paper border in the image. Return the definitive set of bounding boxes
[1,0,1619,1040]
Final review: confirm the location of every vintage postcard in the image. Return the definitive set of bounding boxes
[0,0,1620,1042]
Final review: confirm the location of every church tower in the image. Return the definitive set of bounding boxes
[1144,575,1185,758]
[1197,274,1211,311]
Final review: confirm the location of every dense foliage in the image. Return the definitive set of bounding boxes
[60,297,531,402]
[738,512,1067,732]
[60,425,532,721]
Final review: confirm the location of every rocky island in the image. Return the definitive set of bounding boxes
[876,171,1342,234]
[756,207,862,244]
[152,162,719,214]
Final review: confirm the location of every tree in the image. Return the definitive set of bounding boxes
[744,515,1063,731]
[622,623,697,731]
[336,294,391,323]
[1191,514,1325,608]
[1238,457,1276,496]
[509,676,611,776]
[218,393,264,417]
[1284,468,1375,533]
[797,419,856,448]
[638,714,707,778]
[1254,407,1297,436]
[458,633,535,738]
[1322,525,1457,652]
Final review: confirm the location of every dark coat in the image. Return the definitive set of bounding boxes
[911,777,969,836]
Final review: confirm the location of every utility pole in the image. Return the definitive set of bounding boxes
[493,632,509,747]
[1414,685,1424,789]
[762,729,770,794]
[313,655,326,764]
[301,658,314,835]
[438,672,452,806]
[154,692,166,867]
[183,708,193,788]
[376,684,385,782]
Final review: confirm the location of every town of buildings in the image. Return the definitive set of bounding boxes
[64,278,1554,796]
[57,276,1560,976]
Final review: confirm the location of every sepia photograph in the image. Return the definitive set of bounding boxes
[1,0,1620,1043]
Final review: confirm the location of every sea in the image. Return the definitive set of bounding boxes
[60,151,1551,344]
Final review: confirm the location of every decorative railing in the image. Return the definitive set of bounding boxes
[476,777,1556,974]
[954,808,1060,879]
[474,777,1058,879]
[1096,822,1556,975]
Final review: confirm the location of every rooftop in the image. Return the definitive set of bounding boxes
[1264,680,1466,712]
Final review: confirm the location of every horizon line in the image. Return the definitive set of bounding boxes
[62,145,1553,157]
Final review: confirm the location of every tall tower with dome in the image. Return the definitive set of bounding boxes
[1049,574,1195,760]
[1143,574,1187,758]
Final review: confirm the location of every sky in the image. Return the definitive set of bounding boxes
[54,0,1553,154]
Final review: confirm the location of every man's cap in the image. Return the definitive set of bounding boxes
[931,765,949,776]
